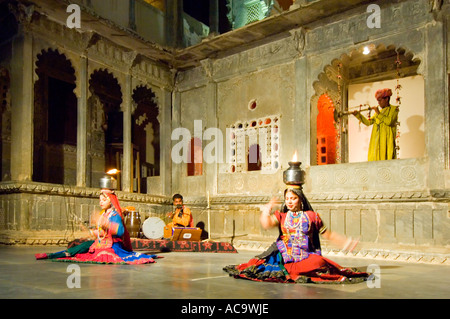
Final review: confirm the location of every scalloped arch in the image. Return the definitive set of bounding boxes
[35,48,76,84]
[311,43,422,110]
[88,68,123,111]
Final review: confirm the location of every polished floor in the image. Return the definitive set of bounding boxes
[0,245,448,300]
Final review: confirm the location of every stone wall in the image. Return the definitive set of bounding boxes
[172,0,450,260]
[0,0,449,264]
[185,196,450,264]
[0,181,170,244]
[189,198,450,248]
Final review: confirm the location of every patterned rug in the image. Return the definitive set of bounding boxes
[68,238,238,253]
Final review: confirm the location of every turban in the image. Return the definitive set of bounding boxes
[375,88,392,100]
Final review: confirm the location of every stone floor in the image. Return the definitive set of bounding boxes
[0,245,448,303]
[0,246,450,299]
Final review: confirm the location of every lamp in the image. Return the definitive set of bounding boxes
[361,44,375,55]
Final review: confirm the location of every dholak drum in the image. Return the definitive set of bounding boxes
[142,217,166,239]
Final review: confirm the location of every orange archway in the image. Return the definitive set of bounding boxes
[316,94,337,165]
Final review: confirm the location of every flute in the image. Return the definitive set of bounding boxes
[336,104,374,118]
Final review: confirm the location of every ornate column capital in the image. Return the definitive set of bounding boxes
[8,2,36,30]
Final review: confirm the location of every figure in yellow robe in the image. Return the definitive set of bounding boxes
[352,88,399,161]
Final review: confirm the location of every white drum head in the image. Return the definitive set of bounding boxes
[142,217,166,239]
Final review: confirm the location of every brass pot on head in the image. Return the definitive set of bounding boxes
[99,175,117,190]
[283,151,305,188]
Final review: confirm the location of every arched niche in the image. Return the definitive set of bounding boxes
[88,68,123,186]
[132,85,160,193]
[311,44,422,165]
[33,48,77,185]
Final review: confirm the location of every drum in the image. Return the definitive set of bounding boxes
[124,210,142,238]
[142,217,166,239]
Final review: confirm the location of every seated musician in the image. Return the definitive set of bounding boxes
[164,194,194,239]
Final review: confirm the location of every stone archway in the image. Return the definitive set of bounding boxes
[132,85,160,193]
[88,69,123,186]
[33,48,77,185]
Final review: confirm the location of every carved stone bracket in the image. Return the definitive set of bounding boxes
[289,27,306,57]
[8,2,36,31]
[123,51,139,69]
[428,0,444,12]
[200,59,213,79]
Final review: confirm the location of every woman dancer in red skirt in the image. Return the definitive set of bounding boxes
[224,186,369,284]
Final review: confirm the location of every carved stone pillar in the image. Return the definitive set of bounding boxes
[159,87,172,196]
[122,73,133,192]
[165,0,184,48]
[209,0,219,35]
[76,55,88,187]
[204,81,218,197]
[10,30,34,181]
[425,21,446,189]
[129,0,137,30]
[171,86,182,194]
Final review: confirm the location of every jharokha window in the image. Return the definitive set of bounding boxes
[227,116,280,173]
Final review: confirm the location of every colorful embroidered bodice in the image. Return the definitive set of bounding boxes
[275,210,323,263]
[89,209,125,252]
